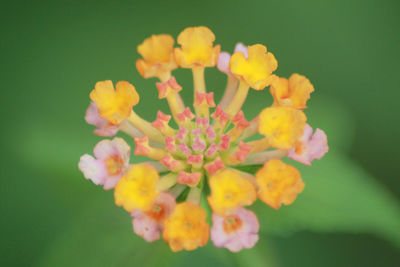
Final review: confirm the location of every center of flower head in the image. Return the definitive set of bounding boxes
[223,215,243,233]
[80,25,328,253]
[166,115,228,170]
[144,104,242,187]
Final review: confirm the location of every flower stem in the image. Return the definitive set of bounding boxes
[128,110,165,144]
[247,137,270,153]
[241,150,287,165]
[224,81,250,117]
[219,75,239,109]
[167,92,185,121]
[187,186,202,205]
[192,67,208,116]
[119,120,143,138]
[192,67,206,94]
[157,173,178,191]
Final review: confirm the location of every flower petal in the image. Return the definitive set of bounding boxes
[211,208,259,252]
[133,216,160,242]
[78,154,107,185]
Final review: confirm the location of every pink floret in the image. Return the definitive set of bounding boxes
[78,137,130,190]
[211,208,259,252]
[288,124,328,165]
[131,193,176,242]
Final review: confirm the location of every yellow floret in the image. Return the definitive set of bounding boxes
[90,80,139,125]
[229,44,278,90]
[256,159,304,209]
[207,169,256,215]
[114,164,159,212]
[163,202,209,252]
[270,74,315,109]
[136,34,177,79]
[174,26,220,68]
[258,106,306,149]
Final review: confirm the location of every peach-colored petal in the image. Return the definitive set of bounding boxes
[230,44,277,90]
[89,80,139,125]
[136,34,177,79]
[174,26,220,68]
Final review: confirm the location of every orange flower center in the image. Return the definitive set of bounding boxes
[223,215,243,233]
[146,204,166,222]
[184,220,194,230]
[106,155,124,175]
[294,141,305,155]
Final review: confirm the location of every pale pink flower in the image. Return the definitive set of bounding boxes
[131,193,176,242]
[78,137,130,190]
[217,43,248,75]
[288,124,329,165]
[211,208,259,252]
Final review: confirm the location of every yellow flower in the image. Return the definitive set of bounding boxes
[208,169,256,215]
[258,106,306,149]
[270,74,315,109]
[230,44,278,90]
[90,80,139,125]
[136,34,177,79]
[163,202,209,252]
[256,159,304,209]
[174,26,220,68]
[114,164,159,212]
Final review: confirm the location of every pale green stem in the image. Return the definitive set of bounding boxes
[219,75,239,109]
[192,67,208,116]
[187,186,202,205]
[158,72,186,122]
[141,161,167,172]
[157,173,178,191]
[224,81,250,117]
[168,184,186,198]
[158,72,171,82]
[241,150,287,165]
[127,110,165,144]
[192,67,206,94]
[119,120,143,138]
[239,116,259,141]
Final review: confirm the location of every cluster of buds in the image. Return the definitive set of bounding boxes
[79,26,328,252]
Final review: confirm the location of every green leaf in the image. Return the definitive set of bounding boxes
[36,195,231,267]
[36,187,282,267]
[36,194,197,267]
[253,152,400,247]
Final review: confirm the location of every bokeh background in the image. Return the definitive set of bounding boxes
[1,0,400,266]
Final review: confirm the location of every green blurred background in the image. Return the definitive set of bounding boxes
[1,0,400,266]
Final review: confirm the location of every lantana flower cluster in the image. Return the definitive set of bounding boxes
[79,26,328,252]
